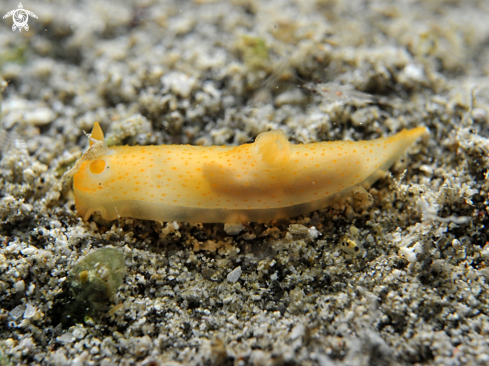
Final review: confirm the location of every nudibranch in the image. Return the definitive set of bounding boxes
[73,123,427,223]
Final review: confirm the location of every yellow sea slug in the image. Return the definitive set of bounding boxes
[73,123,427,223]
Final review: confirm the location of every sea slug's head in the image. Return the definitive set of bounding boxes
[73,123,113,220]
[73,156,112,220]
[74,158,109,193]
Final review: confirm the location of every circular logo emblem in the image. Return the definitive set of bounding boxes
[12,8,29,29]
[3,3,38,32]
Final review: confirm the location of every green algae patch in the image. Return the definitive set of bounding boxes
[236,35,269,71]
[0,43,28,68]
[50,247,126,327]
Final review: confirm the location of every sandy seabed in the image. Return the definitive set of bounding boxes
[1,0,489,365]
